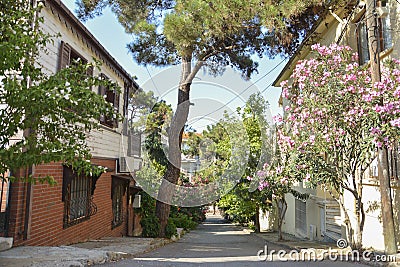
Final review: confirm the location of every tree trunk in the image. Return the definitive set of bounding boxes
[255,203,260,233]
[353,172,365,251]
[354,197,365,251]
[276,198,287,241]
[377,147,397,253]
[155,56,192,237]
[366,0,397,254]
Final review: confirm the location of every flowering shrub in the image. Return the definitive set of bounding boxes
[255,144,308,241]
[275,43,400,249]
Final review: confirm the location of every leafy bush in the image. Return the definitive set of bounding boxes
[140,214,160,238]
[165,219,177,239]
[170,213,197,230]
[177,207,206,223]
[135,191,156,218]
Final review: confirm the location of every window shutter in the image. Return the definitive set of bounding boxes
[62,165,75,202]
[123,83,130,117]
[114,90,120,128]
[98,84,106,123]
[86,65,94,77]
[58,41,71,71]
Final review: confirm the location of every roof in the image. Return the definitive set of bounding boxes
[46,0,140,89]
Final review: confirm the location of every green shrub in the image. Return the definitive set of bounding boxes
[140,214,160,238]
[170,213,197,230]
[135,192,156,218]
[165,219,177,239]
[179,207,206,222]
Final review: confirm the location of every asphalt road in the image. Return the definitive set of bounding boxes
[102,215,368,267]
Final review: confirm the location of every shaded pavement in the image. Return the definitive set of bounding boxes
[101,214,370,266]
[0,214,396,266]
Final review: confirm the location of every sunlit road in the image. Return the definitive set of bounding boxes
[101,214,368,266]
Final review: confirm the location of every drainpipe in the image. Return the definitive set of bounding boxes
[22,0,40,241]
[23,166,33,240]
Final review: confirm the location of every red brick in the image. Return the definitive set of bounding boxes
[6,159,132,246]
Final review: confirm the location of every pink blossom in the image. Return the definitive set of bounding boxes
[282,88,289,98]
[258,181,270,191]
[338,128,346,135]
[390,118,400,127]
[273,114,283,123]
[280,80,288,87]
[257,170,266,177]
[362,94,373,102]
[375,141,383,148]
[297,98,304,105]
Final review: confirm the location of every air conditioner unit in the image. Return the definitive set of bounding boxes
[119,157,134,173]
[133,194,141,208]
[309,224,317,241]
[119,156,142,173]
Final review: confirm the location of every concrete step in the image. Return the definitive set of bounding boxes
[0,237,13,251]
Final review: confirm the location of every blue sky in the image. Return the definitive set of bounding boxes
[61,0,286,130]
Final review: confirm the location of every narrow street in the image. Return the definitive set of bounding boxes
[101,215,368,267]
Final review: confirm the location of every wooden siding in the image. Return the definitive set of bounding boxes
[38,4,129,159]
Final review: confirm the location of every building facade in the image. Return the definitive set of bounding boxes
[271,0,400,251]
[0,0,142,246]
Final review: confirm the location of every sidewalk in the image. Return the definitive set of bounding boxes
[253,231,400,267]
[0,237,171,267]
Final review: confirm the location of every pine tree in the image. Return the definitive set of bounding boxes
[77,0,331,236]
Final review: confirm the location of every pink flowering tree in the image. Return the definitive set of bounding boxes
[278,43,400,249]
[256,144,309,241]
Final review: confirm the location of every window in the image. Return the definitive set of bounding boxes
[99,74,120,128]
[368,157,379,178]
[388,144,400,180]
[357,8,393,65]
[122,83,133,135]
[111,176,127,228]
[368,145,399,180]
[58,41,94,113]
[58,41,93,75]
[295,199,307,235]
[62,165,95,228]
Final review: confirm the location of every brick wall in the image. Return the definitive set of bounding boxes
[8,158,128,246]
[0,176,9,212]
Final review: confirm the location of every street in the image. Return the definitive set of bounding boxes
[101,215,368,267]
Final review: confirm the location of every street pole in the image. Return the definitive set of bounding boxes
[365,0,397,254]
